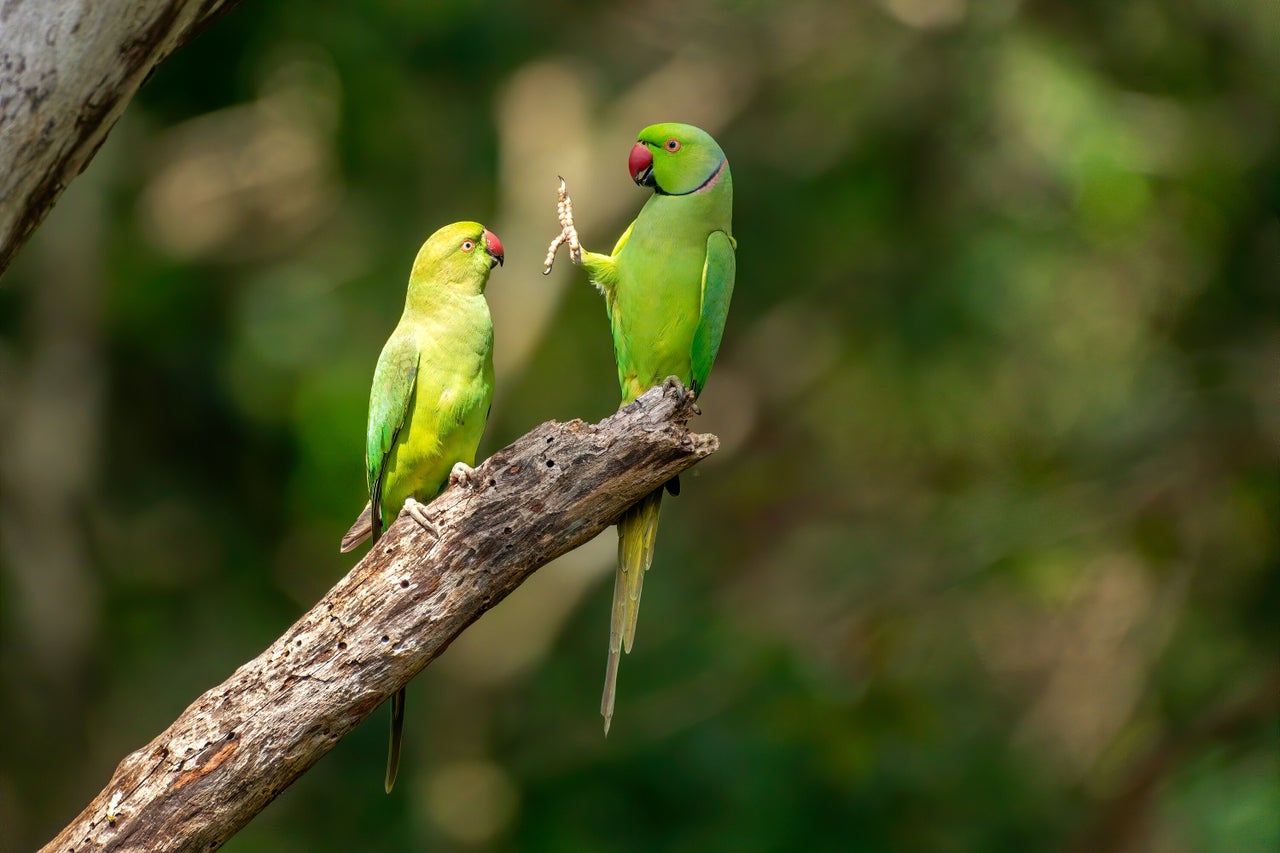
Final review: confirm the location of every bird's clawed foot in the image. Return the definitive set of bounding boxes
[403,497,439,539]
[543,176,583,275]
[661,376,700,413]
[448,461,478,489]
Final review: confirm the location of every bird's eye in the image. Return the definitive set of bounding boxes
[461,240,475,252]
[665,138,681,152]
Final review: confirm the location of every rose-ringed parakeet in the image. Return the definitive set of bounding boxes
[340,220,503,791]
[544,122,735,733]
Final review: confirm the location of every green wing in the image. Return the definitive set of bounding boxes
[689,230,736,396]
[366,331,420,539]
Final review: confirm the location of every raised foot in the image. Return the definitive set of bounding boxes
[543,176,583,275]
[448,461,478,488]
[403,497,439,539]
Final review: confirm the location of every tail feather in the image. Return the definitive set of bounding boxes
[341,500,403,791]
[384,687,406,793]
[340,502,375,553]
[601,487,663,734]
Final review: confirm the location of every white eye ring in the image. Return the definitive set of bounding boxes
[461,240,475,252]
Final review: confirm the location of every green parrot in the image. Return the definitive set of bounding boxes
[544,122,735,733]
[340,220,503,791]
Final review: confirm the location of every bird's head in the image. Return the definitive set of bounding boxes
[411,221,504,293]
[628,122,727,196]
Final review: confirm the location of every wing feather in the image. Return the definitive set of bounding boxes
[689,230,736,395]
[366,332,420,540]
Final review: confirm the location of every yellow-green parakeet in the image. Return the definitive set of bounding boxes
[341,220,503,790]
[545,122,735,733]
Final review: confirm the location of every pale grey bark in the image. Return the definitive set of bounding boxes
[0,0,234,275]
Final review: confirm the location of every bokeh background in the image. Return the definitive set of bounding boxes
[2,1,1277,851]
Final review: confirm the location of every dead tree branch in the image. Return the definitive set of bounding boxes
[40,383,718,853]
[0,0,236,276]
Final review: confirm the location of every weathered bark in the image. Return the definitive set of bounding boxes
[40,383,717,853]
[0,0,235,276]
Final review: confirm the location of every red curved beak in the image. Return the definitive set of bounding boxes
[628,142,655,187]
[483,229,504,268]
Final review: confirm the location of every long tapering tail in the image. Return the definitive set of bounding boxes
[374,505,404,794]
[602,486,663,734]
[342,499,405,792]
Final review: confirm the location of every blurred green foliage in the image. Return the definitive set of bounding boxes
[2,1,1277,851]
